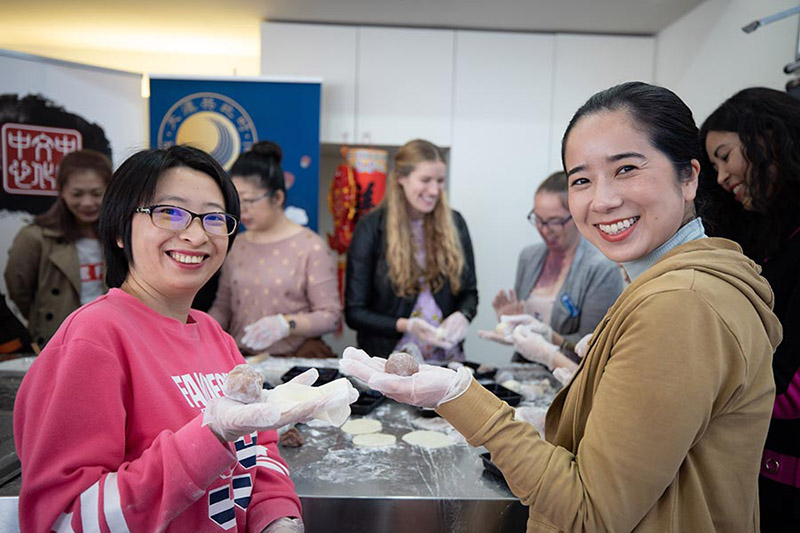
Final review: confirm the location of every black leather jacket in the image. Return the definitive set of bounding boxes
[345,207,478,357]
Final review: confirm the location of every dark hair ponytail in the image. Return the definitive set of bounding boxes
[229,140,286,205]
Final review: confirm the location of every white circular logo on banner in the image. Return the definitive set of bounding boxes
[156,92,258,169]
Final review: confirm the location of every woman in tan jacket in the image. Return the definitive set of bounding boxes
[5,150,112,347]
[341,82,781,532]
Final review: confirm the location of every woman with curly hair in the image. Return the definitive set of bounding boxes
[345,139,477,360]
[701,87,800,532]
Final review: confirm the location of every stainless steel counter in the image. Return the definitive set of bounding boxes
[0,357,559,532]
[253,357,560,532]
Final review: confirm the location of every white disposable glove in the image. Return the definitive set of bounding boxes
[262,517,304,533]
[552,366,577,385]
[492,289,523,319]
[575,333,592,359]
[339,347,472,408]
[204,369,358,441]
[511,325,559,370]
[440,311,469,345]
[406,317,454,350]
[241,314,291,351]
[501,314,554,343]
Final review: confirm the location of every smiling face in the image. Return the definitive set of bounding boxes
[61,169,107,226]
[397,160,447,218]
[532,191,580,253]
[564,109,698,263]
[232,175,283,232]
[704,130,754,210]
[126,166,228,302]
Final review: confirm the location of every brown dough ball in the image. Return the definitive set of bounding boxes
[385,352,420,377]
[279,426,304,447]
[223,364,264,404]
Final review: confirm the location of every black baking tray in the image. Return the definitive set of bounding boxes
[280,366,340,386]
[482,382,522,407]
[461,361,497,381]
[350,389,385,415]
[480,452,507,484]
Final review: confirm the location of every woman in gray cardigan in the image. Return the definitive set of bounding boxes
[487,171,623,368]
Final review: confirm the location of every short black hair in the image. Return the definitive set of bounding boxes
[229,140,286,206]
[98,145,240,288]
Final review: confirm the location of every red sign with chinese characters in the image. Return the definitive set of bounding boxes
[2,123,82,196]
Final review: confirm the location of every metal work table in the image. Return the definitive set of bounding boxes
[0,356,559,532]
[253,357,561,532]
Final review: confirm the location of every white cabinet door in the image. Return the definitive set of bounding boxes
[449,30,556,366]
[356,27,454,147]
[260,22,357,144]
[548,33,655,171]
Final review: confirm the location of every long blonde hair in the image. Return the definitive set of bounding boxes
[384,139,464,298]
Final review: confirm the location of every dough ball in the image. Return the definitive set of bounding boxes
[223,364,264,404]
[279,426,304,447]
[341,418,382,435]
[353,433,396,447]
[401,430,453,448]
[495,321,513,338]
[385,352,419,377]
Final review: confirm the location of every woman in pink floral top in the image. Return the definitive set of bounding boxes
[209,141,341,357]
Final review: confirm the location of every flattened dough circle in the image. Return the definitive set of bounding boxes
[352,433,396,447]
[401,430,453,448]
[341,418,382,435]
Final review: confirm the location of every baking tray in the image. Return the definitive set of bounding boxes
[461,361,497,381]
[350,389,385,415]
[280,366,341,386]
[481,382,522,407]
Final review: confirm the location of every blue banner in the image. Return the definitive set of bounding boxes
[149,77,321,230]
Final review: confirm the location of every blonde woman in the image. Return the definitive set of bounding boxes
[345,139,477,361]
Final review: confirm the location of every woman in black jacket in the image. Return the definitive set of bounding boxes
[345,139,477,360]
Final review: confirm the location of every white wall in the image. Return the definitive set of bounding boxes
[656,0,800,123]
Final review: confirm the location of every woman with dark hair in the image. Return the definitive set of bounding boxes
[481,170,623,373]
[14,145,356,532]
[208,141,341,357]
[701,87,800,532]
[5,149,112,347]
[345,139,478,361]
[342,82,781,531]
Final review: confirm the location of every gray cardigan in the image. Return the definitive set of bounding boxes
[514,238,623,345]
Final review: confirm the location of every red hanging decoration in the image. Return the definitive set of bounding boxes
[327,147,358,336]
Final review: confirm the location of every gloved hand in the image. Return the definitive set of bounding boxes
[440,311,469,345]
[262,517,304,533]
[204,369,358,440]
[501,314,554,343]
[511,325,559,370]
[406,317,454,350]
[492,289,522,319]
[552,366,577,385]
[575,333,592,359]
[339,347,472,408]
[241,314,291,351]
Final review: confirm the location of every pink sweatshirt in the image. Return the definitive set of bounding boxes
[14,288,301,532]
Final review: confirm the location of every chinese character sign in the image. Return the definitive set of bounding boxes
[2,123,82,197]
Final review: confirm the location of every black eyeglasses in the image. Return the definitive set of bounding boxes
[527,211,573,230]
[135,205,239,236]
